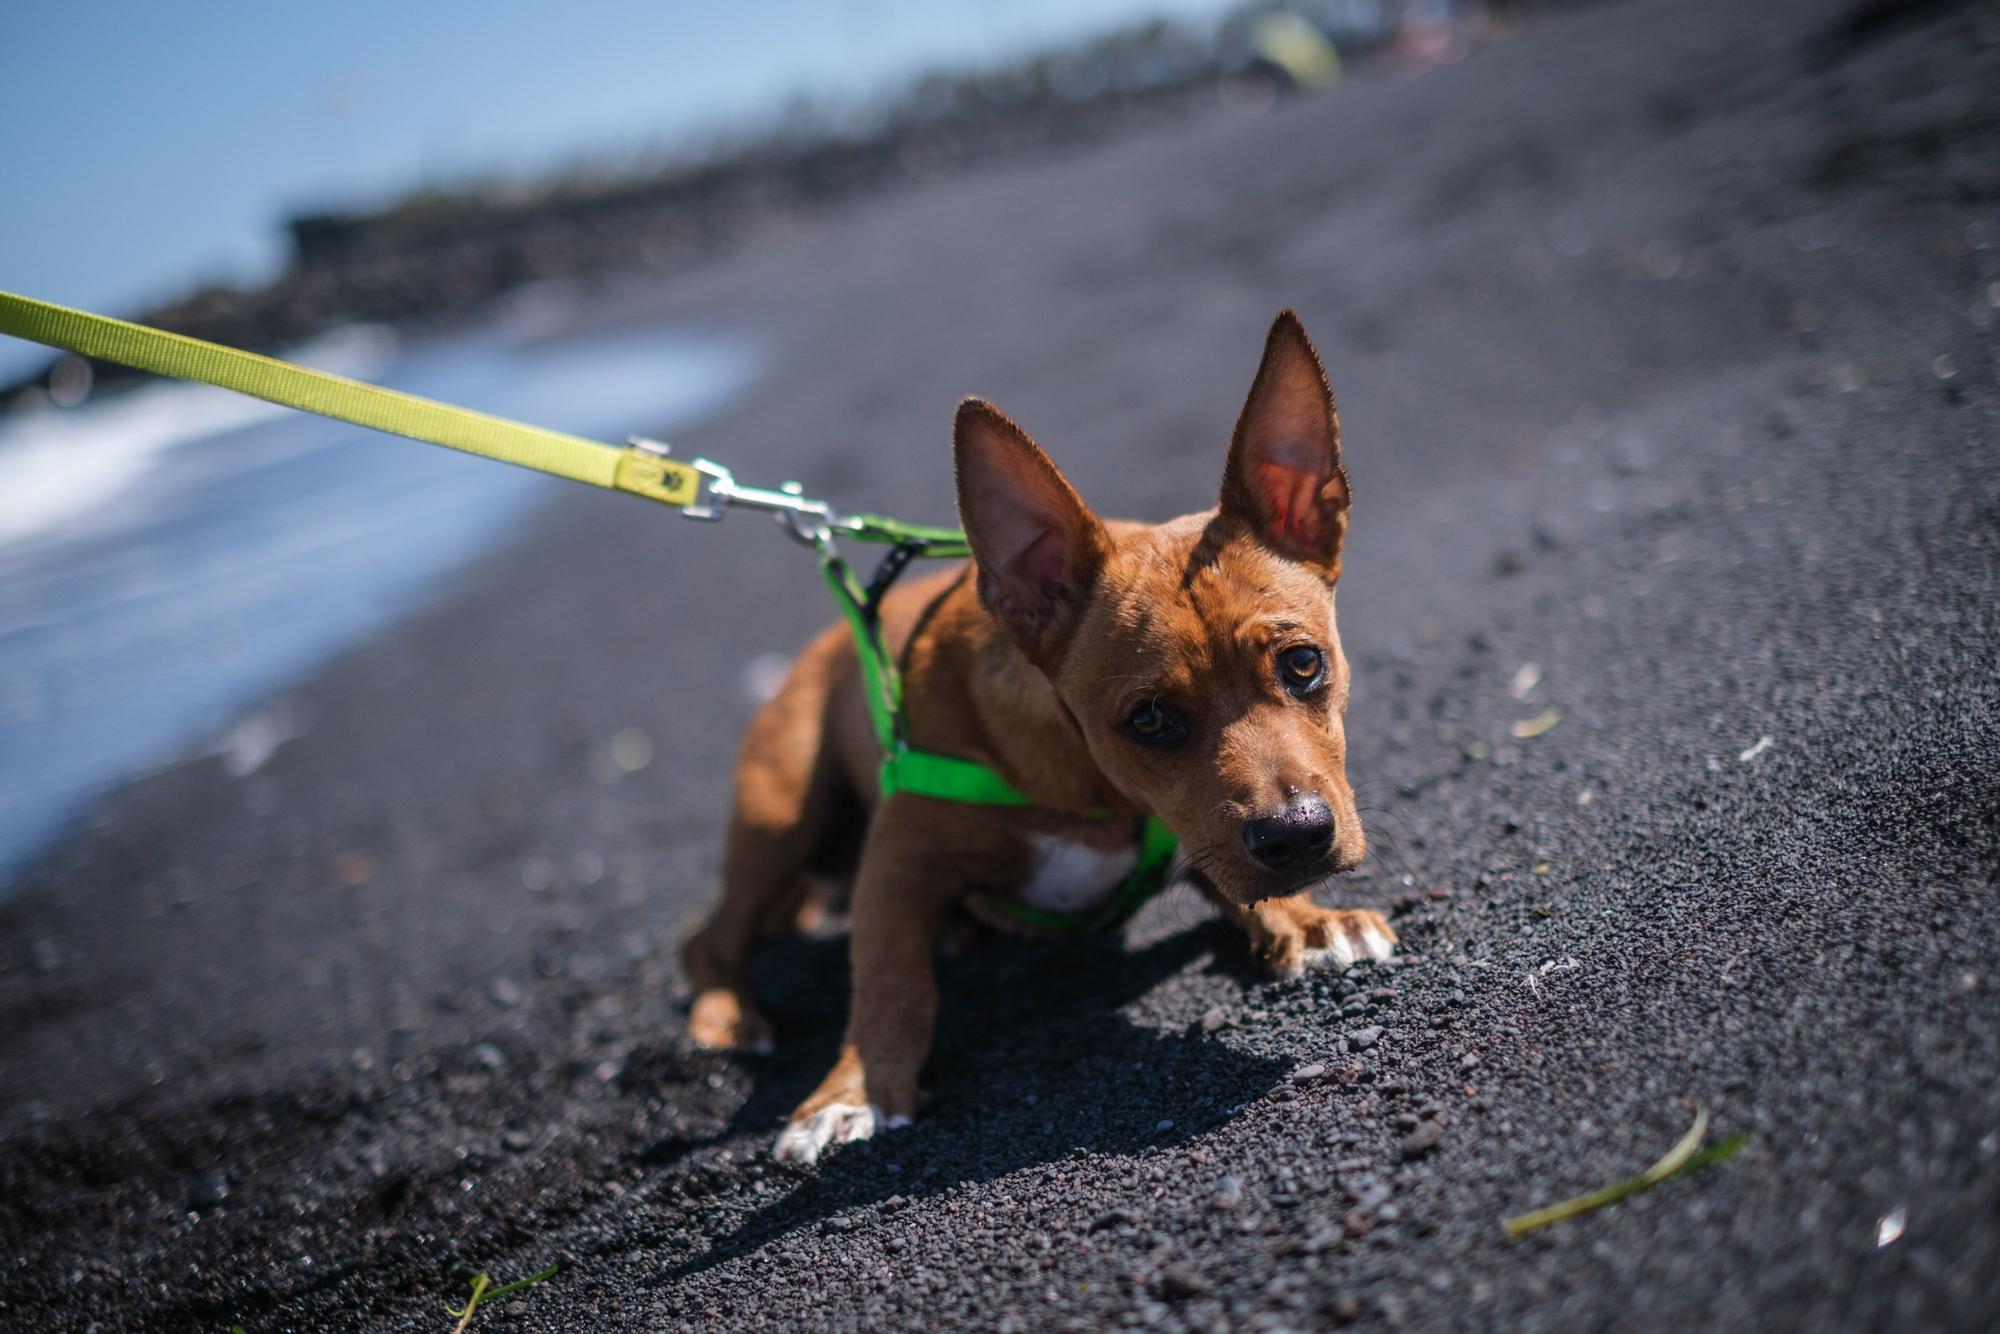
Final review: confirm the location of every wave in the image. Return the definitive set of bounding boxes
[0,325,399,549]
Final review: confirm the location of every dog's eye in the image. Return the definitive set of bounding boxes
[1277,645,1326,694]
[1123,699,1187,748]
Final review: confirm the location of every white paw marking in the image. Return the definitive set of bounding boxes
[1018,834,1138,913]
[772,1102,911,1164]
[1302,920,1397,971]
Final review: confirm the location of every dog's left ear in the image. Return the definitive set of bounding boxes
[955,397,1110,660]
[1220,310,1351,575]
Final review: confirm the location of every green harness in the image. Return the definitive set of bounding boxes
[815,532,1179,933]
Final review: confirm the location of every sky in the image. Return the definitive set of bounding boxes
[0,0,1237,379]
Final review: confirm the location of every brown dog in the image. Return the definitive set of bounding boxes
[681,311,1395,1162]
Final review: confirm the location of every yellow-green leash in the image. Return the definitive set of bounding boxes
[0,290,702,507]
[0,288,1177,931]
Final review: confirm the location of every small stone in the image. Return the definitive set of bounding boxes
[1400,1121,1445,1160]
[1155,1118,1175,1132]
[506,1301,528,1317]
[1210,1175,1246,1211]
[500,1129,534,1152]
[489,976,523,1008]
[1157,1266,1213,1300]
[881,1194,909,1213]
[472,1042,507,1071]
[1348,1026,1383,1051]
[189,1170,229,1208]
[1201,1006,1229,1034]
[1458,1052,1482,1072]
[1291,1063,1329,1084]
[1089,1207,1138,1232]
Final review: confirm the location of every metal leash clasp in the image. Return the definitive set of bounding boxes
[633,438,845,550]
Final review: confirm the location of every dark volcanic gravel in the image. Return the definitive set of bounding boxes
[2,0,1997,1329]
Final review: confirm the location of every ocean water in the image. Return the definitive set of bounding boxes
[0,305,760,887]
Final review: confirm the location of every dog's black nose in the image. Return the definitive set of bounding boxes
[1241,798,1335,871]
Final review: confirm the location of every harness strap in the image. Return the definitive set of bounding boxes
[818,547,1036,806]
[823,542,1178,933]
[982,815,1181,935]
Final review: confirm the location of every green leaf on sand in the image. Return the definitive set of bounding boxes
[445,1263,558,1331]
[1504,1103,1747,1237]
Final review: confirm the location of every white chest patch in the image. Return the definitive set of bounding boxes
[1017,834,1139,913]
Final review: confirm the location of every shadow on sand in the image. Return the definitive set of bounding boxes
[646,912,1289,1283]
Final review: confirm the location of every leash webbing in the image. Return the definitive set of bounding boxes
[0,287,1177,931]
[0,290,703,507]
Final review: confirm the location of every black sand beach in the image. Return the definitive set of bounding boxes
[2,0,1997,1328]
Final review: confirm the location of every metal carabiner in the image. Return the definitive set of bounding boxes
[634,438,841,548]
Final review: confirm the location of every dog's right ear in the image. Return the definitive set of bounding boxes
[954,397,1109,659]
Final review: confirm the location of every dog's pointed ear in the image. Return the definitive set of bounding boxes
[954,397,1109,658]
[1220,310,1351,574]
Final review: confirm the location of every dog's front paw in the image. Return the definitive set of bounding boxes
[1300,907,1397,971]
[772,1102,912,1165]
[1247,899,1397,977]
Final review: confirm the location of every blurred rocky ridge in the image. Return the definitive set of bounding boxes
[4,1,1515,408]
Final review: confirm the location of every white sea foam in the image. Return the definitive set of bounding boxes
[0,318,761,889]
[0,325,398,549]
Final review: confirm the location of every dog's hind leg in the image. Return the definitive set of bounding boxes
[682,627,855,1052]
